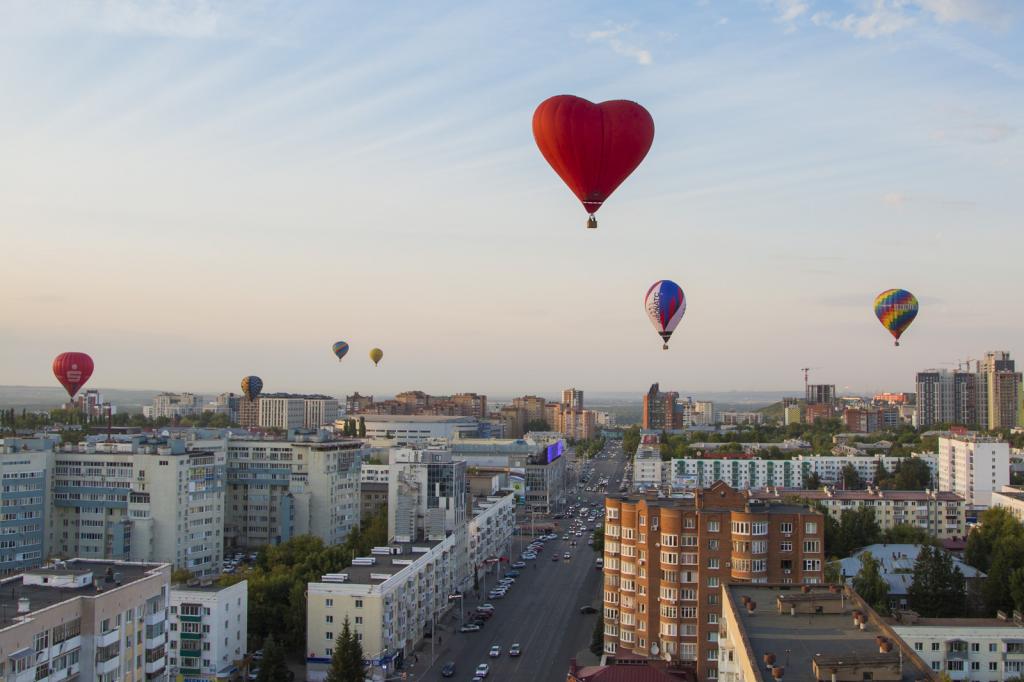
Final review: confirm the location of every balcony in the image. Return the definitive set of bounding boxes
[145,656,166,674]
[97,655,120,675]
[145,610,167,626]
[145,632,166,649]
[97,628,121,648]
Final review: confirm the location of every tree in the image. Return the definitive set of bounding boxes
[358,417,366,438]
[840,463,864,490]
[983,535,1024,616]
[882,524,936,545]
[1010,567,1024,616]
[803,472,822,490]
[592,525,604,554]
[892,457,932,490]
[326,617,364,682]
[965,506,1023,573]
[853,551,889,614]
[171,568,193,585]
[525,419,551,432]
[824,558,842,585]
[827,507,881,557]
[590,616,604,656]
[907,545,966,617]
[256,635,288,682]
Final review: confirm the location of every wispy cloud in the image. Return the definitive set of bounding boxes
[806,0,1020,39]
[586,23,653,65]
[770,0,810,31]
[3,0,224,39]
[811,2,915,38]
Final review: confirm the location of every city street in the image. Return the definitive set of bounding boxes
[407,440,629,681]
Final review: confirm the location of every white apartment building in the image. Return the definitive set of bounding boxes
[0,559,170,682]
[992,486,1024,523]
[50,439,226,578]
[467,494,516,585]
[305,494,514,682]
[388,448,467,542]
[632,444,667,489]
[359,464,390,484]
[938,433,1010,507]
[257,395,305,430]
[168,580,248,681]
[891,617,1024,680]
[751,487,967,539]
[352,415,479,445]
[303,397,340,429]
[218,437,366,549]
[147,393,203,420]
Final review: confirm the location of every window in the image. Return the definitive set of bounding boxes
[325,632,334,640]
[805,522,817,534]
[355,600,363,608]
[780,541,793,552]
[325,599,333,607]
[708,539,719,551]
[355,617,362,625]
[707,577,719,588]
[707,558,719,569]
[780,522,793,533]
[752,522,768,535]
[803,559,821,571]
[932,642,940,651]
[707,520,719,532]
[803,540,820,554]
[326,615,333,623]
[914,642,923,651]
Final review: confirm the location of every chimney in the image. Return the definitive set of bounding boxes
[879,639,893,653]
[771,666,784,680]
[747,600,757,614]
[16,597,30,614]
[764,652,776,668]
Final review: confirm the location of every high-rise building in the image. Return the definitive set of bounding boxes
[257,394,305,430]
[511,395,548,425]
[562,388,584,411]
[497,405,526,438]
[303,396,340,428]
[643,383,681,430]
[450,392,488,418]
[204,392,241,423]
[147,392,203,420]
[602,483,824,679]
[0,560,171,682]
[388,447,467,542]
[63,388,113,419]
[915,369,977,426]
[168,579,248,680]
[805,384,835,405]
[0,439,51,576]
[238,397,260,428]
[937,432,1010,507]
[979,351,1021,430]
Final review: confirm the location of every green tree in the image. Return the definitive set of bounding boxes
[983,535,1024,616]
[853,551,890,614]
[829,507,881,557]
[1010,567,1024,615]
[824,558,842,585]
[622,425,640,459]
[358,417,366,438]
[326,617,364,682]
[171,568,193,584]
[840,463,864,490]
[907,545,966,617]
[803,472,822,490]
[965,506,1023,573]
[589,616,604,656]
[256,635,288,682]
[525,419,551,432]
[882,524,936,545]
[592,525,604,554]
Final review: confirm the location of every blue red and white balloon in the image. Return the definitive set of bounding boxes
[644,280,687,350]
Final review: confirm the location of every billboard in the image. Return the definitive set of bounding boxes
[545,440,564,463]
[509,475,526,503]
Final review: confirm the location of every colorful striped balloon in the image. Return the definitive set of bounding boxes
[874,289,918,346]
[644,280,687,350]
[240,375,263,401]
[331,341,349,362]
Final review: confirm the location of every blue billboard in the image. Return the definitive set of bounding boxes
[545,440,564,463]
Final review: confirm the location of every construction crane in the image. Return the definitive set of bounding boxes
[800,367,821,391]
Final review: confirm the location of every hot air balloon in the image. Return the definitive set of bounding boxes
[53,352,94,399]
[533,95,655,229]
[874,289,918,346]
[241,376,263,401]
[369,348,383,366]
[332,341,350,362]
[644,280,687,350]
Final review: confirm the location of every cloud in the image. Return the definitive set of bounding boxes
[4,0,223,39]
[807,0,1019,39]
[913,0,1020,28]
[586,23,653,65]
[811,2,915,38]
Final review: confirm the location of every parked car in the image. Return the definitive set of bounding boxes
[460,624,481,633]
[511,561,526,569]
[477,603,495,611]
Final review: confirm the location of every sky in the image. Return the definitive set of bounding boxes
[1,0,1022,397]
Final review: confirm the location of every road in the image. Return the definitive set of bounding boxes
[415,440,628,681]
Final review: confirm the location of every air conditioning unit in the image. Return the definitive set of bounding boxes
[784,569,791,575]
[784,533,791,538]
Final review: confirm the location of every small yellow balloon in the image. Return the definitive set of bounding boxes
[369,348,383,366]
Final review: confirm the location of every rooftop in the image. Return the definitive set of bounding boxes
[0,560,167,629]
[751,487,963,502]
[320,538,449,586]
[838,544,984,596]
[726,585,932,682]
[361,415,477,424]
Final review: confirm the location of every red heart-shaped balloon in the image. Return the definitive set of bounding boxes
[533,95,655,223]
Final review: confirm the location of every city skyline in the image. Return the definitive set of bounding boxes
[2,1,1022,394]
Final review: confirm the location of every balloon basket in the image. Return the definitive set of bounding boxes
[586,215,597,229]
[662,344,669,350]
[894,341,900,347]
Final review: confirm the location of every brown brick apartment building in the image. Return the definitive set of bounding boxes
[602,482,825,680]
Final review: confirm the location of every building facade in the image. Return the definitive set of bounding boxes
[0,440,51,576]
[891,617,1024,679]
[916,369,978,427]
[979,351,1022,430]
[257,395,305,430]
[167,580,248,681]
[352,416,479,445]
[602,483,825,680]
[387,448,467,542]
[0,560,171,682]
[991,486,1024,523]
[147,392,203,420]
[805,384,836,405]
[937,433,1010,507]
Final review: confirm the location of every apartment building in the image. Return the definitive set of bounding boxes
[0,439,51,576]
[916,369,978,426]
[303,396,340,428]
[146,393,202,420]
[387,448,467,542]
[979,351,1022,430]
[717,584,932,682]
[992,486,1024,523]
[467,494,516,585]
[511,395,548,424]
[602,483,825,680]
[643,384,682,430]
[750,487,967,539]
[221,437,365,549]
[257,395,305,430]
[890,614,1024,680]
[938,432,1010,506]
[0,559,171,682]
[167,580,248,681]
[633,441,667,490]
[50,439,226,578]
[806,384,836,405]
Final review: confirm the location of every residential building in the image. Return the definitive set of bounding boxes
[592,411,617,428]
[844,407,899,433]
[889,614,1024,679]
[562,388,584,411]
[360,464,390,484]
[717,412,764,426]
[838,544,985,612]
[203,392,241,423]
[0,440,51,576]
[644,384,682,430]
[783,405,801,426]
[50,438,226,578]
[220,437,365,549]
[804,402,835,424]
[345,392,374,414]
[467,494,517,586]
[916,369,977,427]
[238,398,259,429]
[991,486,1024,523]
[750,487,966,539]
[257,394,304,430]
[351,415,479,445]
[806,384,836,405]
[497,405,527,438]
[979,351,1022,430]
[168,579,248,681]
[938,432,1010,506]
[717,583,933,682]
[146,392,203,420]
[360,482,388,521]
[560,408,597,440]
[0,559,171,682]
[602,483,825,680]
[511,395,548,425]
[63,389,114,419]
[633,437,667,490]
[448,437,568,513]
[303,396,340,428]
[388,448,467,542]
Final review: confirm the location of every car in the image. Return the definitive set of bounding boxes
[580,605,598,614]
[563,552,571,559]
[471,618,486,628]
[489,645,501,658]
[509,643,522,657]
[441,661,456,677]
[475,663,490,677]
[562,534,569,540]
[511,561,526,569]
[522,553,537,560]
[477,603,495,611]
[247,670,259,681]
[460,624,481,633]
[473,676,485,682]
[488,591,505,599]
[505,570,520,577]
[552,554,559,561]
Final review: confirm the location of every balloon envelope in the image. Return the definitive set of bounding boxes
[533,95,654,225]
[874,289,918,346]
[53,352,94,399]
[332,341,350,361]
[369,348,383,366]
[241,376,263,401]
[644,280,687,349]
